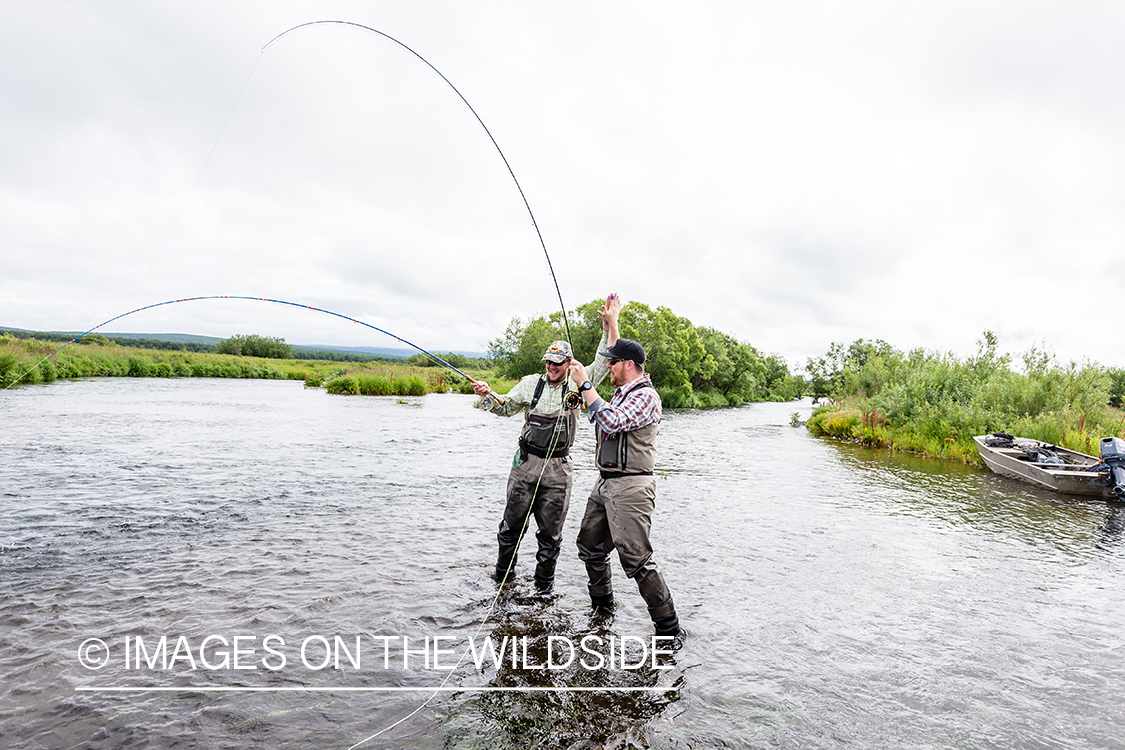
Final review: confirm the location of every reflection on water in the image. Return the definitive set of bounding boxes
[2,379,1124,748]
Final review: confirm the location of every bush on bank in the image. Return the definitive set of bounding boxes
[804,332,1125,464]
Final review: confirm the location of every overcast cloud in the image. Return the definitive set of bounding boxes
[3,1,1124,370]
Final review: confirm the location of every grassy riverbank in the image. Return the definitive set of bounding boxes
[805,334,1125,465]
[0,334,505,396]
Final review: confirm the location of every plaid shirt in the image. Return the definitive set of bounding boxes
[588,373,661,434]
[485,331,610,417]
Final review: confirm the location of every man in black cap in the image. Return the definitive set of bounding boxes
[568,333,680,641]
[472,294,620,590]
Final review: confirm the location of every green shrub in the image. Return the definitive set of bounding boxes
[127,356,152,377]
[658,383,696,409]
[807,407,861,438]
[39,359,57,382]
[356,375,393,396]
[399,375,427,397]
[325,376,359,395]
[0,352,19,386]
[216,334,292,359]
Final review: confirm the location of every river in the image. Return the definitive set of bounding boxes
[2,378,1123,748]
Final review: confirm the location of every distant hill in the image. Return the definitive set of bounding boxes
[0,326,485,362]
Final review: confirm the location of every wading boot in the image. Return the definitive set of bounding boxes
[533,560,556,592]
[493,565,513,585]
[652,611,685,650]
[590,591,615,614]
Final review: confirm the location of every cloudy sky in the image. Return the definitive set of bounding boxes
[3,1,1123,370]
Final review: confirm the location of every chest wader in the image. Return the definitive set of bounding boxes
[581,382,680,638]
[517,377,578,462]
[496,377,579,591]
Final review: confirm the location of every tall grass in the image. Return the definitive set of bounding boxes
[806,335,1125,465]
[321,366,497,398]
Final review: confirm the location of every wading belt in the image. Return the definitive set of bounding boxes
[520,438,569,460]
[599,469,653,480]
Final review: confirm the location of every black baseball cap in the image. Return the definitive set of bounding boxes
[599,338,645,365]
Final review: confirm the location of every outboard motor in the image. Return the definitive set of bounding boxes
[1100,437,1125,500]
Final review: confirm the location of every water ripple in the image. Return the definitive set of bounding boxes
[1,383,1123,747]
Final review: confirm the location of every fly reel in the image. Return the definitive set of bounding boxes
[479,391,504,411]
[565,392,582,410]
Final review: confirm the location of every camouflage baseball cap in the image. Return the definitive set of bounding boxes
[542,340,573,364]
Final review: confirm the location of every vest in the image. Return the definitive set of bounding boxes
[595,382,659,478]
[518,376,579,460]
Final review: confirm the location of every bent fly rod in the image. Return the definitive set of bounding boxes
[260,21,574,351]
[5,295,502,402]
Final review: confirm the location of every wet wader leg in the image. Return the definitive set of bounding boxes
[531,469,571,590]
[576,480,615,609]
[603,476,679,634]
[496,468,536,581]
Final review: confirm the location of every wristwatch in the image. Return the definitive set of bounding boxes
[579,380,594,393]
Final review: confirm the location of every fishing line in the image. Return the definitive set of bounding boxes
[345,399,571,750]
[8,19,585,743]
[5,291,581,744]
[122,22,574,355]
[260,20,575,351]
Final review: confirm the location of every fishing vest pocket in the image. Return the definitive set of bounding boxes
[525,413,564,452]
[596,430,625,470]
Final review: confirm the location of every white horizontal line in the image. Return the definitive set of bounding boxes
[76,686,676,693]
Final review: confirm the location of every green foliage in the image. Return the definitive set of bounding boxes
[216,334,293,359]
[620,302,710,389]
[807,407,861,438]
[324,372,430,397]
[805,331,1125,464]
[325,375,359,395]
[0,351,19,386]
[657,383,697,409]
[1107,368,1125,408]
[400,374,427,397]
[553,299,616,366]
[694,327,762,399]
[488,316,561,381]
[38,359,57,382]
[487,298,801,408]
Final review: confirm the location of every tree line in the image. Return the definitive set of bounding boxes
[487,298,803,407]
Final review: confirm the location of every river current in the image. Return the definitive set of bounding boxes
[2,378,1124,748]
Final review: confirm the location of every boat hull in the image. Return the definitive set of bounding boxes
[973,435,1114,498]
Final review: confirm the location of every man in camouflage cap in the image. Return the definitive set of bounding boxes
[472,294,620,590]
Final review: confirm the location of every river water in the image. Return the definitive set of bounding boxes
[2,378,1123,749]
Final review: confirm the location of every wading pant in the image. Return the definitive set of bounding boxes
[575,475,675,621]
[496,453,572,587]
